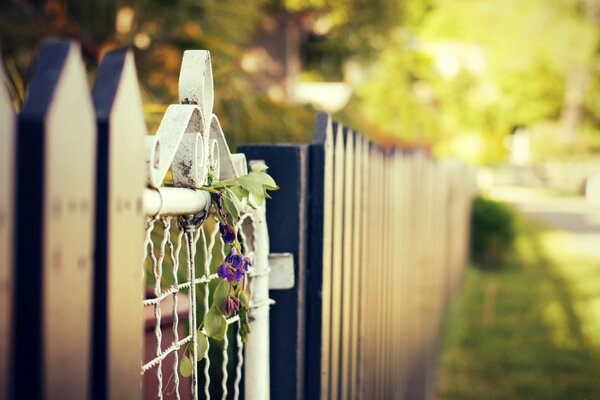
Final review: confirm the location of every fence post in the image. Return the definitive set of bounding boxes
[0,56,15,400]
[238,144,308,400]
[12,40,96,399]
[349,134,364,400]
[91,48,146,400]
[242,204,272,400]
[305,113,335,400]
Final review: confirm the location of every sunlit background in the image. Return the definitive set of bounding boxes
[2,0,600,398]
[2,0,598,160]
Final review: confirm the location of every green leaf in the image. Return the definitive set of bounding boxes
[239,307,251,343]
[212,279,229,311]
[225,187,243,209]
[221,191,240,221]
[248,191,264,208]
[196,331,209,360]
[179,354,193,377]
[238,290,251,308]
[251,171,279,190]
[250,162,268,173]
[238,174,265,197]
[204,305,227,340]
[229,185,248,203]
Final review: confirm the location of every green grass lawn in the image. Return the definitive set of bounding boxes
[435,218,600,400]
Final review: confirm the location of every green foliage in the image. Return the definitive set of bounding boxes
[341,0,600,162]
[178,164,277,374]
[470,196,516,268]
[283,0,404,61]
[0,0,314,146]
[238,289,250,308]
[204,306,227,341]
[179,354,193,377]
[437,219,600,399]
[211,280,229,311]
[347,43,441,144]
[195,332,209,360]
[210,162,279,211]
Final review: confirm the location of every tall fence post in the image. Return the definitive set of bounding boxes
[243,204,272,400]
[92,48,146,400]
[12,40,96,399]
[0,57,15,400]
[306,113,335,400]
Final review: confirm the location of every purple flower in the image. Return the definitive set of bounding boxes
[225,248,235,263]
[219,223,235,244]
[225,248,244,268]
[243,256,252,271]
[217,263,232,280]
[233,267,244,282]
[231,254,244,269]
[224,296,240,316]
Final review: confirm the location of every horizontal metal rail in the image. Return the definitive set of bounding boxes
[140,314,240,373]
[143,187,211,216]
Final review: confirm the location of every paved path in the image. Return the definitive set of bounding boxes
[487,185,600,260]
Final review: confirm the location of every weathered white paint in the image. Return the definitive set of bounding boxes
[210,114,241,180]
[144,49,274,400]
[179,50,214,135]
[148,105,205,188]
[143,187,211,216]
[231,153,249,176]
[244,207,271,400]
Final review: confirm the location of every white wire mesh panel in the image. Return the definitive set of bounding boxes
[141,211,257,400]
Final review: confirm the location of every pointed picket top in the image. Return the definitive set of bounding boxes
[15,40,95,400]
[92,48,145,400]
[332,121,345,146]
[20,42,70,117]
[0,55,15,400]
[313,112,334,145]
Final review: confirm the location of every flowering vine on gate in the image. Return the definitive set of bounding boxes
[179,162,278,377]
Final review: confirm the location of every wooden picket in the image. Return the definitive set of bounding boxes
[0,56,15,400]
[92,48,146,400]
[240,114,474,400]
[0,38,475,400]
[13,41,96,399]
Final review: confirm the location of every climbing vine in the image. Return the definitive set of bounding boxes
[179,162,278,377]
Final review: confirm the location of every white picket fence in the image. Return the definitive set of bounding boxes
[0,39,475,400]
[0,41,272,400]
[252,116,476,400]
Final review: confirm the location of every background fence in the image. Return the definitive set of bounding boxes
[0,40,475,400]
[242,115,475,400]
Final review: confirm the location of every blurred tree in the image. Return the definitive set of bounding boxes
[0,0,315,147]
[3,0,599,160]
[344,0,600,162]
[283,0,431,80]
